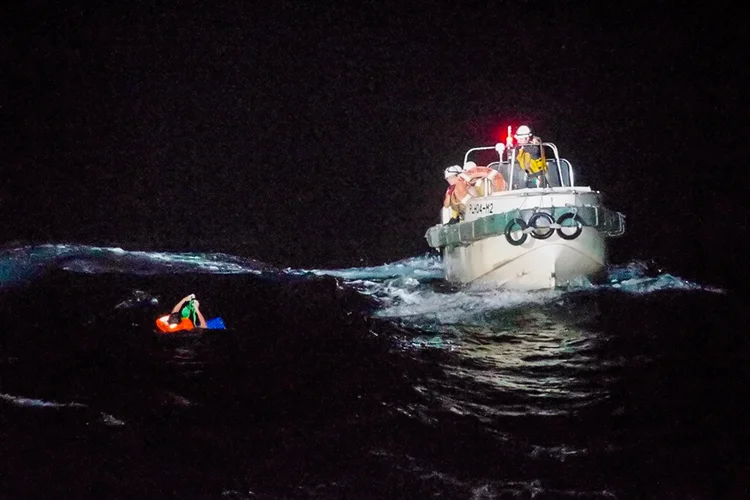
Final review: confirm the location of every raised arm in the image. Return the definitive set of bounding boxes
[192,300,207,328]
[171,294,196,313]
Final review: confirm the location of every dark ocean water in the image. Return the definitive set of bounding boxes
[1,244,748,499]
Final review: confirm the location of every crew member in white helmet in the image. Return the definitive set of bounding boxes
[442,165,463,224]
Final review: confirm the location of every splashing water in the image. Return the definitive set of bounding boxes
[308,254,722,327]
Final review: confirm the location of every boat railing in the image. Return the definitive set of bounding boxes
[462,145,501,165]
[462,143,577,195]
[542,143,563,185]
[561,158,575,187]
[541,143,575,188]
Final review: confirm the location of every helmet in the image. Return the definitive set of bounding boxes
[444,165,462,178]
[514,125,532,139]
[463,161,477,170]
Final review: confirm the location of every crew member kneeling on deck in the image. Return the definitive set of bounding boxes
[513,125,548,188]
[443,165,464,224]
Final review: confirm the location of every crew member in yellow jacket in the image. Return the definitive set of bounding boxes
[513,125,547,188]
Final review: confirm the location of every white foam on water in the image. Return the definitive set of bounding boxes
[0,244,272,287]
[306,253,444,281]
[0,392,87,409]
[0,392,126,426]
[307,256,725,326]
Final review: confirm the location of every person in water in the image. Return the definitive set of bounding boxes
[156,294,208,332]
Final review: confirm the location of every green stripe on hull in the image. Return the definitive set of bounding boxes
[425,206,625,249]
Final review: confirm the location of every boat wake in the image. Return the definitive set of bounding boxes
[309,254,723,325]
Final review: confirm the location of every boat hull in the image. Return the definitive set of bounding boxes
[428,188,623,290]
[443,225,606,289]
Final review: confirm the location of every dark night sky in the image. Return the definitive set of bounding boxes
[2,2,747,285]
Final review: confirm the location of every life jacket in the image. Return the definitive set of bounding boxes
[156,314,195,333]
[514,141,547,174]
[442,185,460,222]
[449,178,473,213]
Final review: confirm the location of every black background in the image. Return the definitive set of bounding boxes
[2,2,747,288]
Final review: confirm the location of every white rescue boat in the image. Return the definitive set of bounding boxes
[425,141,625,290]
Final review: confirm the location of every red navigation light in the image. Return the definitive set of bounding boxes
[495,125,511,144]
[506,126,513,147]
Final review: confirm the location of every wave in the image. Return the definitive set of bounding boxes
[1,244,723,327]
[0,243,278,287]
[0,392,87,409]
[0,392,125,427]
